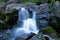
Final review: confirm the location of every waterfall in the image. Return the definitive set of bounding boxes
[7,7,55,40]
[17,7,39,34]
[18,7,29,21]
[7,7,39,40]
[22,11,39,34]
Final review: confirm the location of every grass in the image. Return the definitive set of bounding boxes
[0,0,9,2]
[21,0,40,3]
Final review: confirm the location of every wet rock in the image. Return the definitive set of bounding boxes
[44,36,49,40]
[0,20,5,24]
[39,19,48,27]
[5,8,18,26]
[36,12,50,20]
[29,33,45,40]
[0,29,11,40]
[39,3,49,13]
[51,1,60,18]
[8,0,21,3]
[36,2,43,5]
[15,33,35,40]
[49,16,60,34]
[36,3,50,29]
[41,26,58,39]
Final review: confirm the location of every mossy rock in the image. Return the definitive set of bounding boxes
[10,8,18,15]
[55,0,60,2]
[42,26,58,38]
[0,15,5,20]
[0,10,6,20]
[0,23,9,30]
[0,8,18,30]
[4,8,18,25]
[2,10,6,15]
[49,16,60,33]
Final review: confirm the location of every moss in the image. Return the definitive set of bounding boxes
[40,36,45,40]
[53,20,60,28]
[10,8,17,14]
[49,16,60,33]
[4,16,9,22]
[21,0,47,3]
[0,23,8,30]
[42,26,58,38]
[0,15,5,20]
[5,9,18,26]
[2,10,6,15]
[0,8,18,30]
[0,0,9,2]
[0,10,6,20]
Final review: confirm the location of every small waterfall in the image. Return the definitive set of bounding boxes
[8,7,39,40]
[22,11,39,34]
[17,7,39,34]
[7,7,54,40]
[18,7,29,21]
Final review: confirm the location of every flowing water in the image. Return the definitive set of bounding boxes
[17,7,39,34]
[7,7,55,40]
[8,7,39,40]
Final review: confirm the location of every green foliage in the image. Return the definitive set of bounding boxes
[49,16,60,30]
[52,18,60,29]
[49,0,55,13]
[0,23,8,30]
[2,10,6,15]
[4,16,9,22]
[0,15,5,20]
[40,36,45,40]
[42,26,56,34]
[21,0,47,3]
[0,0,9,2]
[10,8,17,14]
[0,10,6,20]
[38,0,47,3]
[0,8,18,30]
[42,26,58,38]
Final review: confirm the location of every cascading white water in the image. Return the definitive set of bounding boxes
[17,7,39,34]
[22,12,39,34]
[7,7,55,40]
[8,7,39,40]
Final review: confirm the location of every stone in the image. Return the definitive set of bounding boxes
[51,1,60,18]
[9,0,21,3]
[0,20,5,24]
[15,33,36,40]
[36,3,50,29]
[39,3,49,13]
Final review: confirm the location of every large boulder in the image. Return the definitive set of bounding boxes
[51,1,60,18]
[36,3,50,29]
